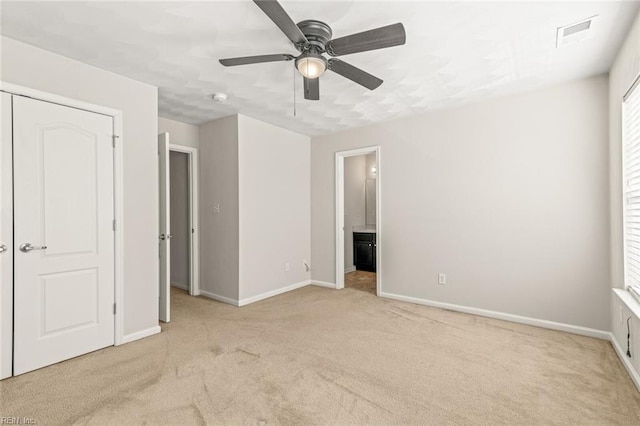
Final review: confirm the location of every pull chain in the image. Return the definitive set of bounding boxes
[293,65,297,117]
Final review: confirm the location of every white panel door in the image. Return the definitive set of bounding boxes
[0,93,13,379]
[158,133,170,322]
[13,96,115,375]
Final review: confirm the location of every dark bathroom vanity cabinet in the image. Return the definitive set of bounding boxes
[353,231,376,272]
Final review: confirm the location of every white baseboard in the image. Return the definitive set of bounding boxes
[345,266,356,274]
[379,291,610,340]
[311,280,337,289]
[199,290,239,306]
[610,331,640,392]
[238,280,311,306]
[200,281,320,307]
[121,325,161,345]
[170,282,189,291]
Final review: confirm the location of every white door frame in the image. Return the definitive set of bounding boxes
[1,92,14,380]
[0,82,126,351]
[169,144,200,296]
[158,133,170,322]
[335,146,381,294]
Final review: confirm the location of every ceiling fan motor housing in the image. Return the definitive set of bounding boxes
[296,20,333,52]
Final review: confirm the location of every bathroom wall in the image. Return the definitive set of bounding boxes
[344,155,367,272]
[365,152,377,226]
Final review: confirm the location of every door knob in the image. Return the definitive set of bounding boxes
[19,243,47,253]
[159,234,165,241]
[0,244,6,254]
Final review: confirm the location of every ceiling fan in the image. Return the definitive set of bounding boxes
[219,0,406,101]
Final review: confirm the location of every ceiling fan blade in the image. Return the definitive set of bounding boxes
[253,0,309,46]
[304,77,319,100]
[326,23,406,57]
[219,54,294,67]
[328,59,383,90]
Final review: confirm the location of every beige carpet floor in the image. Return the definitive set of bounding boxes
[345,270,377,295]
[1,286,640,425]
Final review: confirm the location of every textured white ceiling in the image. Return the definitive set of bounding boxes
[1,1,639,135]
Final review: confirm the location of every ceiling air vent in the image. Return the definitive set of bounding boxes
[556,16,598,48]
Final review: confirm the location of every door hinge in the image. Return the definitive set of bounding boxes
[112,219,116,231]
[112,135,119,147]
[113,303,116,315]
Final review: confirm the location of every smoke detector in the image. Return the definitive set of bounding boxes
[211,93,228,103]
[556,16,598,48]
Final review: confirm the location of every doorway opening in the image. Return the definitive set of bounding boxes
[335,146,381,295]
[169,150,191,294]
[158,133,200,323]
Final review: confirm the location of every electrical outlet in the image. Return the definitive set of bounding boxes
[285,263,290,272]
[438,273,446,285]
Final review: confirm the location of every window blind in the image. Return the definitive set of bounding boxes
[624,76,640,294]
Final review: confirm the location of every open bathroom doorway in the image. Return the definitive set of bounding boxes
[335,146,381,295]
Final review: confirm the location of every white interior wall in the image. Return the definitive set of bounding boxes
[0,36,159,337]
[344,156,367,272]
[169,151,190,290]
[237,114,311,302]
[199,115,239,302]
[311,75,610,331]
[158,117,199,148]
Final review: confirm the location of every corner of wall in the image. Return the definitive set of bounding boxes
[236,116,311,302]
[198,114,240,301]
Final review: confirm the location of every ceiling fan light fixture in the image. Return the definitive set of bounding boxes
[295,53,327,79]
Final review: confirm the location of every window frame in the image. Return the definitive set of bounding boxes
[622,72,640,294]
